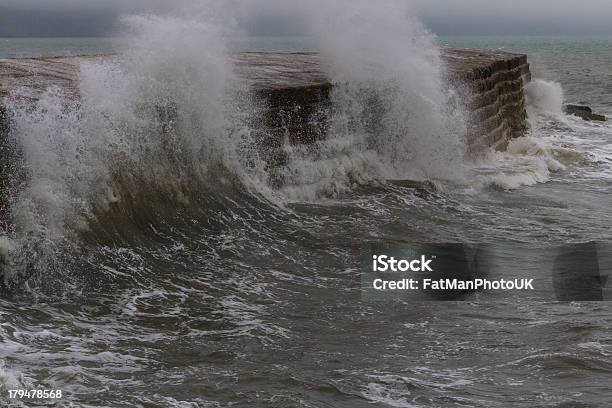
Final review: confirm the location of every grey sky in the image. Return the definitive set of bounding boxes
[414,0,612,35]
[1,0,612,37]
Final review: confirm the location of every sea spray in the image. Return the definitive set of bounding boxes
[1,5,266,283]
[525,79,564,119]
[274,0,467,200]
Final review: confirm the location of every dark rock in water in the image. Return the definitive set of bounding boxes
[564,104,593,114]
[572,110,606,122]
[564,104,606,121]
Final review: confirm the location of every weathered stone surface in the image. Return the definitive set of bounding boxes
[0,55,96,100]
[564,104,606,121]
[442,49,530,152]
[0,103,13,228]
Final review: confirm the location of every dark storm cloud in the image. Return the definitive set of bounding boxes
[1,0,612,37]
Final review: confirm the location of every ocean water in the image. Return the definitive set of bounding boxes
[1,14,611,408]
[0,37,117,59]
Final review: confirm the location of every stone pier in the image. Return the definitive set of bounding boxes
[0,49,530,153]
[443,49,531,151]
[233,50,531,153]
[0,49,530,176]
[0,49,532,222]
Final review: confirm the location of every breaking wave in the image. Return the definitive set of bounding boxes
[525,79,564,117]
[0,1,470,284]
[470,78,592,191]
[1,2,595,287]
[477,137,563,190]
[1,10,259,282]
[277,0,467,200]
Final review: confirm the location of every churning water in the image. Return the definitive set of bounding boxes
[1,4,611,407]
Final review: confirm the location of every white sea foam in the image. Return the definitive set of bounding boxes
[473,135,575,190]
[0,360,31,402]
[467,77,599,190]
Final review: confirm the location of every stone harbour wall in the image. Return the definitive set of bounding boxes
[443,49,531,152]
[232,50,532,158]
[0,49,531,197]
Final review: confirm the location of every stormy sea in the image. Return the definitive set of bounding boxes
[0,3,611,407]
